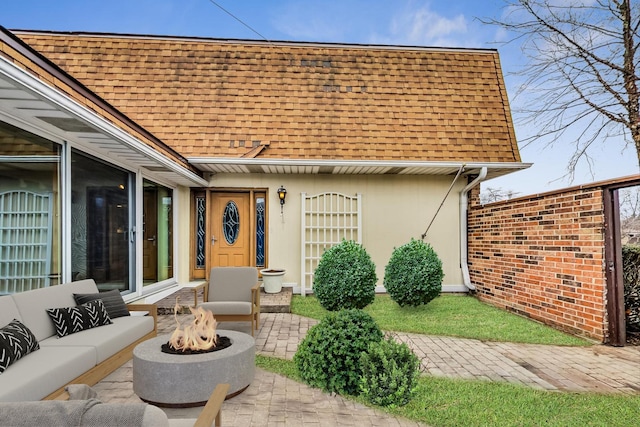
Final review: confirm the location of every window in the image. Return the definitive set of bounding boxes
[223,201,240,245]
[256,196,265,268]
[0,122,61,292]
[143,179,173,285]
[195,194,206,270]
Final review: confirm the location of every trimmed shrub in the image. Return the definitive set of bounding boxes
[293,309,383,395]
[384,239,444,307]
[622,244,640,332]
[313,240,377,311]
[359,337,420,407]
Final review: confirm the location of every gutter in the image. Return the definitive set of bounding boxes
[460,167,487,291]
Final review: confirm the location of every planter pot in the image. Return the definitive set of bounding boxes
[260,269,286,293]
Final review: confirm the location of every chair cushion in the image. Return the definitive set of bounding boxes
[199,301,253,315]
[73,289,130,319]
[0,319,39,374]
[208,267,257,302]
[46,300,112,338]
[0,400,168,427]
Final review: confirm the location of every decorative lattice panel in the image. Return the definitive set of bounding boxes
[300,192,361,295]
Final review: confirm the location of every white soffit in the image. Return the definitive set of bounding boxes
[190,158,531,179]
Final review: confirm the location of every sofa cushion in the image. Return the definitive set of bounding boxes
[10,279,99,341]
[0,319,39,374]
[40,315,155,364]
[199,301,253,315]
[73,289,130,319]
[0,345,96,401]
[46,300,112,338]
[0,297,22,330]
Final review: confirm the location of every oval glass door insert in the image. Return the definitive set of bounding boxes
[223,201,240,244]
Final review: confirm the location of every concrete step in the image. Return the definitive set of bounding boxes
[260,286,292,313]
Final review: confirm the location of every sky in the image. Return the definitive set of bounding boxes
[3,0,639,197]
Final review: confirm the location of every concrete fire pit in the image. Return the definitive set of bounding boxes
[133,330,255,407]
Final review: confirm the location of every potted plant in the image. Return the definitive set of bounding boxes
[260,268,286,293]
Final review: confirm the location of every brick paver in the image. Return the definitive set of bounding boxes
[97,311,639,426]
[250,313,639,395]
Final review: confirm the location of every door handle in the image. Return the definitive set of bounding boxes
[211,236,217,246]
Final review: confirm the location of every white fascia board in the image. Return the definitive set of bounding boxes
[0,57,208,187]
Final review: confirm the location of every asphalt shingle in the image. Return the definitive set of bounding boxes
[17,31,521,164]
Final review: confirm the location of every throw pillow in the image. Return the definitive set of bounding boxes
[73,289,130,319]
[0,319,39,374]
[46,300,112,338]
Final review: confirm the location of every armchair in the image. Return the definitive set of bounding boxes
[199,267,260,336]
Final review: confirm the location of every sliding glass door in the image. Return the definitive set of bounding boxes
[143,179,173,286]
[1,121,177,295]
[71,150,134,292]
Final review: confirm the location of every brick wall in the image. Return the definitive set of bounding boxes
[468,185,607,341]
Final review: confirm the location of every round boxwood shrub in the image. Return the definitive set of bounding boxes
[293,309,383,395]
[313,240,377,311]
[359,337,420,407]
[384,239,444,307]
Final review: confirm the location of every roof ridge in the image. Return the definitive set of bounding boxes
[10,29,498,54]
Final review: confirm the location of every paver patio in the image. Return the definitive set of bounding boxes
[252,313,640,394]
[93,309,640,425]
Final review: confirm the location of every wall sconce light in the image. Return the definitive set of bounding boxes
[277,185,287,215]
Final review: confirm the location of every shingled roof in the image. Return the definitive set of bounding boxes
[15,31,521,168]
[0,27,206,186]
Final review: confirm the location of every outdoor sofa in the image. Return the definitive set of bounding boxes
[0,279,157,401]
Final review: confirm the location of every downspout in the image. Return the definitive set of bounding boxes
[460,167,487,291]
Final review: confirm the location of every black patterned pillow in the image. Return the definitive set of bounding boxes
[73,289,130,319]
[0,319,40,374]
[46,300,112,338]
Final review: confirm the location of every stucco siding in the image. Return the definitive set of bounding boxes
[207,174,465,291]
[175,186,193,285]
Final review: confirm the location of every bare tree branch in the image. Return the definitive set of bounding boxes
[480,187,521,204]
[482,0,640,177]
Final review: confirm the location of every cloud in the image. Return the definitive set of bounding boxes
[391,7,467,46]
[270,1,480,48]
[269,1,355,41]
[367,2,484,48]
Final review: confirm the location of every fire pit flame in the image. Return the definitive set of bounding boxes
[168,297,218,352]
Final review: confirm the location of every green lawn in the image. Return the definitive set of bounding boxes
[291,294,591,346]
[256,355,640,427]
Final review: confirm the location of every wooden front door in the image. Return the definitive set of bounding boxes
[211,192,251,267]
